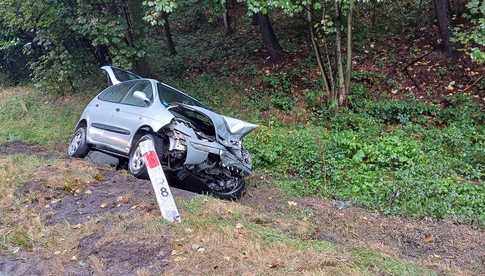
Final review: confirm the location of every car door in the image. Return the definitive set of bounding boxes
[109,80,155,153]
[89,81,135,150]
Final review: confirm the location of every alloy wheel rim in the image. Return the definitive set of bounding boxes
[131,146,144,172]
[68,130,83,155]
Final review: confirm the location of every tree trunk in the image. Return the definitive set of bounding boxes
[162,13,177,55]
[343,0,354,105]
[126,0,150,75]
[306,5,331,96]
[256,13,283,62]
[433,0,454,57]
[335,1,345,106]
[222,1,232,34]
[95,45,112,65]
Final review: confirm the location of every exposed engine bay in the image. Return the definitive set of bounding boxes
[160,104,255,195]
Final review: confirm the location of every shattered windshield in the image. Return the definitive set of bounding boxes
[157,83,205,108]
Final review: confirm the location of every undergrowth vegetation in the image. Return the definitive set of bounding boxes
[247,89,484,225]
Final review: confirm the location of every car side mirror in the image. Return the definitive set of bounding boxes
[133,91,150,106]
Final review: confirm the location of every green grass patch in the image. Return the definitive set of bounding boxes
[0,86,92,145]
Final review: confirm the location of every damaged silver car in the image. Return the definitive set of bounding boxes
[68,66,257,199]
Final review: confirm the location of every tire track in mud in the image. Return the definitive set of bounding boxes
[1,142,195,275]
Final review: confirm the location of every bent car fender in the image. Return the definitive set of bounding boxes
[145,108,176,133]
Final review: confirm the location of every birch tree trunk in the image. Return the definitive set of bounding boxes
[307,4,331,97]
[342,0,354,105]
[335,0,345,106]
[222,1,232,34]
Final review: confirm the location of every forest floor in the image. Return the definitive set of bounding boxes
[1,141,483,275]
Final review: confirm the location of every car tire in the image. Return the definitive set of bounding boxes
[128,133,164,179]
[67,126,90,158]
[210,178,246,200]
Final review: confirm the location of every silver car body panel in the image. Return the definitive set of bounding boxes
[75,66,256,175]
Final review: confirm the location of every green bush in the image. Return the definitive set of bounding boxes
[247,96,485,225]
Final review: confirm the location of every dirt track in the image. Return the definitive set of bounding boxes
[1,142,484,275]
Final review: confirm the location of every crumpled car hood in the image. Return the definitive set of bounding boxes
[174,104,257,146]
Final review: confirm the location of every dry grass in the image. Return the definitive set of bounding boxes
[0,154,99,253]
[0,86,31,103]
[164,198,432,275]
[34,158,100,193]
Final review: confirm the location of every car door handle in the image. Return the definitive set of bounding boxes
[115,108,120,112]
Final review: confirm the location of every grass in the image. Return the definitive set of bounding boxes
[0,150,435,274]
[0,86,94,145]
[168,197,434,275]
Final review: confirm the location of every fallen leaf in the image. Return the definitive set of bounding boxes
[287,201,298,207]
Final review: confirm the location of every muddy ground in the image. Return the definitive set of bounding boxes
[1,142,484,275]
[1,142,194,275]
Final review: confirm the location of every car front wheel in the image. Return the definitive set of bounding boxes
[67,126,90,158]
[129,133,165,179]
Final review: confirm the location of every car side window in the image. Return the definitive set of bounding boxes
[121,80,153,107]
[98,82,134,103]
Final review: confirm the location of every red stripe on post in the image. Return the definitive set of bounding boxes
[144,151,160,169]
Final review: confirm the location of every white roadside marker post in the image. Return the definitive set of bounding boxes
[139,139,181,223]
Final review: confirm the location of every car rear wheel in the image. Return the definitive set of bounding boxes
[67,126,90,158]
[129,133,164,179]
